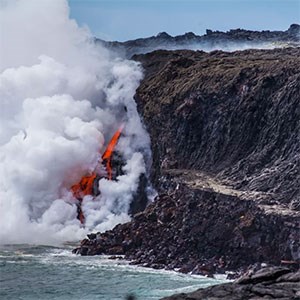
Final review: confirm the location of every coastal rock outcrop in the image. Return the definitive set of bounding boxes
[161,267,300,299]
[74,47,300,278]
[73,182,299,276]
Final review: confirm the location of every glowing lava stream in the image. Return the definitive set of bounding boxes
[102,123,124,180]
[71,124,124,223]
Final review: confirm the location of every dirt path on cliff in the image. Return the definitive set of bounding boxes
[163,169,300,218]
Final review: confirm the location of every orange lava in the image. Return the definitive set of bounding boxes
[71,173,97,199]
[70,124,124,223]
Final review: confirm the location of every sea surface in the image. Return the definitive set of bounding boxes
[0,244,226,300]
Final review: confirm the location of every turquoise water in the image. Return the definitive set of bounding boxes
[0,244,226,300]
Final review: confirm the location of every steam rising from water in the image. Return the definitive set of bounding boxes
[0,0,150,244]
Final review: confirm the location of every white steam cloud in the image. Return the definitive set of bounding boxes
[0,0,150,245]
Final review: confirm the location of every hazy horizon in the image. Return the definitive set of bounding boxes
[69,0,300,42]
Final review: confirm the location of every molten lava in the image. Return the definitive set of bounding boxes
[71,173,97,200]
[71,124,124,224]
[101,124,124,180]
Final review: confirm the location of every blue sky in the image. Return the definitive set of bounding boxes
[69,0,300,41]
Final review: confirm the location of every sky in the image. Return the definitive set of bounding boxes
[68,0,300,41]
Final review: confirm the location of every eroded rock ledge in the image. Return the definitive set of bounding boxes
[73,180,299,277]
[161,267,300,300]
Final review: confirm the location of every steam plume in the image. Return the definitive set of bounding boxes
[0,0,150,244]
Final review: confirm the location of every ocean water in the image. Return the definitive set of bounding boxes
[0,244,226,300]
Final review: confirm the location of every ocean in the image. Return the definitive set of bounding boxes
[0,244,226,300]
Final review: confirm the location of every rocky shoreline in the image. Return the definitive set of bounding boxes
[73,178,299,277]
[161,266,300,300]
[73,46,300,297]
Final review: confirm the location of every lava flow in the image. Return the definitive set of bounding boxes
[71,124,124,223]
[102,124,124,180]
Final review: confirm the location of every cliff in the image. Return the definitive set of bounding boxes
[134,47,300,209]
[74,47,300,278]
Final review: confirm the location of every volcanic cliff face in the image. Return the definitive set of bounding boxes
[74,47,300,277]
[134,48,300,208]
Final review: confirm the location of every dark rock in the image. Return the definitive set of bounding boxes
[157,32,172,39]
[96,24,300,58]
[73,184,299,276]
[87,233,96,240]
[161,267,300,299]
[129,173,148,215]
[134,48,300,206]
[235,267,291,284]
[73,47,300,282]
[288,24,300,35]
[107,245,124,255]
